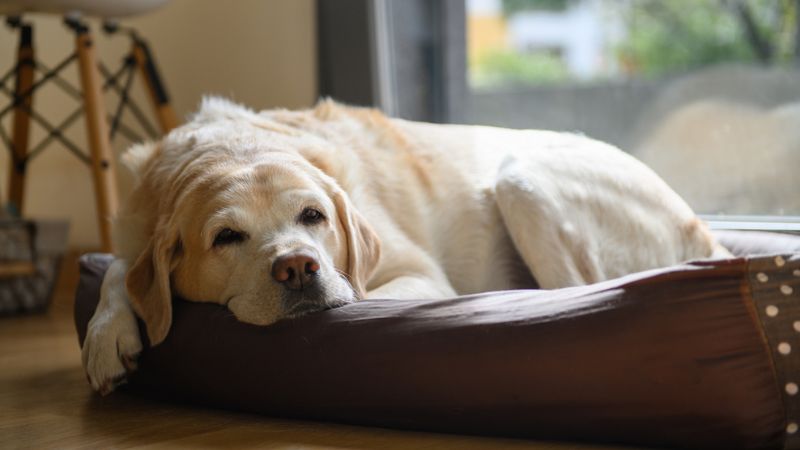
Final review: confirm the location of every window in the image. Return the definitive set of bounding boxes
[464,0,800,223]
[318,0,800,229]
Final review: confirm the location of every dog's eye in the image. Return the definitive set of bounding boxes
[213,228,245,247]
[299,207,325,225]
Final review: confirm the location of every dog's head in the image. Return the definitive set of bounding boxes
[121,98,380,345]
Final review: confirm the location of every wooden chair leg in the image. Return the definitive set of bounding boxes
[132,38,178,133]
[8,23,35,216]
[74,24,118,253]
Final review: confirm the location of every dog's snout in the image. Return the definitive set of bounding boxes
[271,249,320,290]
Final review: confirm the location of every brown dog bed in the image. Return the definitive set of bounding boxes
[74,230,800,449]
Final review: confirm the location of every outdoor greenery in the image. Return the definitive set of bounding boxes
[471,51,569,86]
[501,0,570,15]
[619,0,800,77]
[472,0,800,87]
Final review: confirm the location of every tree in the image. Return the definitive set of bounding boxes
[501,0,570,16]
[619,0,799,77]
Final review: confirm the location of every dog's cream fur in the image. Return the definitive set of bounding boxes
[82,98,725,394]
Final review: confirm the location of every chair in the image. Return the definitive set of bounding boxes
[0,0,175,252]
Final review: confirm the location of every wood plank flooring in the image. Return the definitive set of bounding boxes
[0,252,626,449]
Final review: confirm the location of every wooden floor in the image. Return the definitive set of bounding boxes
[0,253,627,450]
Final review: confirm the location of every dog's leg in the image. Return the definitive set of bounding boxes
[494,152,716,289]
[494,171,596,289]
[364,242,457,299]
[367,274,456,299]
[81,258,143,395]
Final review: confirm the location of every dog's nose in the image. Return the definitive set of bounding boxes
[271,249,320,290]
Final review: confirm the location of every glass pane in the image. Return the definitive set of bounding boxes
[465,0,800,216]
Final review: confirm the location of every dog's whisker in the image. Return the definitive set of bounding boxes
[333,269,356,293]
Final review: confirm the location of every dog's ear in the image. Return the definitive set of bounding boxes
[332,191,381,298]
[125,222,181,346]
[121,142,159,182]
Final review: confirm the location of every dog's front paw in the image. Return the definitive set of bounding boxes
[81,309,142,395]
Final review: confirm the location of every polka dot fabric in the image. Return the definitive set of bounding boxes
[751,254,800,449]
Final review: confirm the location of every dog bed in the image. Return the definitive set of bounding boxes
[74,230,800,449]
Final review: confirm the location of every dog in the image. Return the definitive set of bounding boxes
[82,97,728,394]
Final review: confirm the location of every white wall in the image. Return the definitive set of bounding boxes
[0,0,317,248]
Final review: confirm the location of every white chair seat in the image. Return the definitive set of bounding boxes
[0,0,169,18]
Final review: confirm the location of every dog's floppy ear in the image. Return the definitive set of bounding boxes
[332,191,381,298]
[125,221,181,346]
[121,142,159,183]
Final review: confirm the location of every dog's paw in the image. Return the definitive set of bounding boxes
[81,309,142,396]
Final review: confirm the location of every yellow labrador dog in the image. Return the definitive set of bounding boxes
[82,97,727,394]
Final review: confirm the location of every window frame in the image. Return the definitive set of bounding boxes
[317,0,800,233]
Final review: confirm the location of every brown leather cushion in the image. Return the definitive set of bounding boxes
[74,231,800,449]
